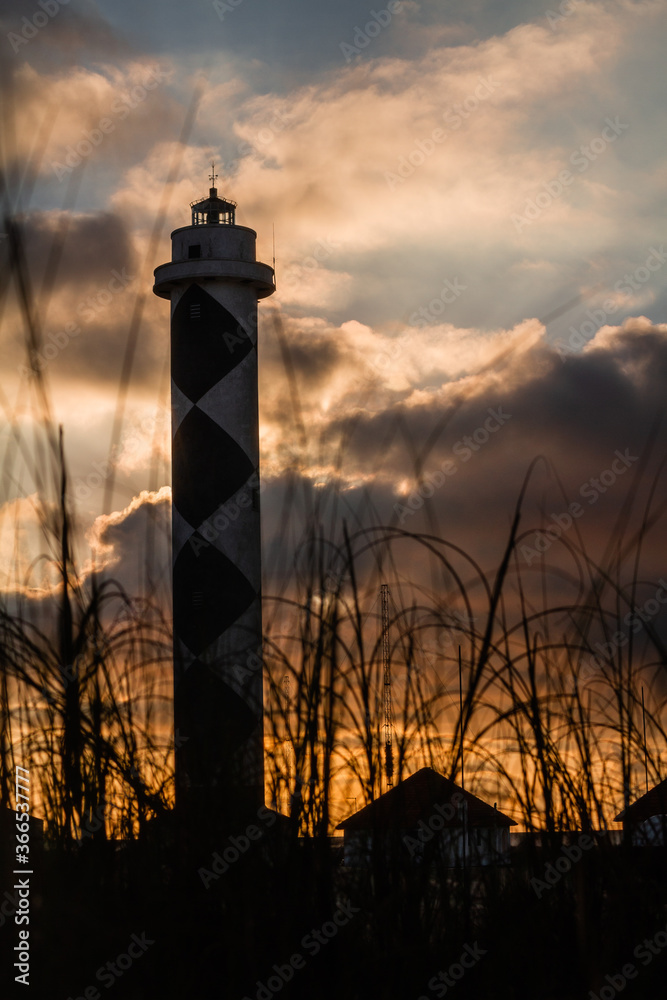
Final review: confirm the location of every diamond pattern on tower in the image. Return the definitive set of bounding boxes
[171,378,194,435]
[195,502,261,593]
[174,659,259,787]
[170,277,264,797]
[173,533,257,655]
[172,284,253,402]
[172,405,255,528]
[195,349,259,464]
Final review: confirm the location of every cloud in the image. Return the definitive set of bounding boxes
[5,316,667,660]
[147,0,661,339]
[0,493,58,594]
[86,485,171,591]
[0,205,173,393]
[3,56,179,190]
[7,0,663,397]
[257,309,543,468]
[0,0,129,72]
[18,209,135,290]
[2,0,666,632]
[255,316,667,591]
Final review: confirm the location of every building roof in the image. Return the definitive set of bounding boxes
[336,767,516,831]
[614,776,667,823]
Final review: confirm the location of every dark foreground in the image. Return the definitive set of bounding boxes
[2,814,667,1000]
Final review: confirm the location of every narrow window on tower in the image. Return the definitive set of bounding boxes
[188,244,201,259]
[190,303,201,320]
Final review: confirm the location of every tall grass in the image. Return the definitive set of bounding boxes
[2,182,667,998]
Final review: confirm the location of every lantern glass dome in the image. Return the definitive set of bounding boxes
[190,187,237,226]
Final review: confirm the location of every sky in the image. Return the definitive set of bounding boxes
[1,0,667,652]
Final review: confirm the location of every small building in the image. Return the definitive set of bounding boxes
[615,778,667,846]
[336,767,516,867]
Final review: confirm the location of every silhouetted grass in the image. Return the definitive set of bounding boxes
[2,150,667,1000]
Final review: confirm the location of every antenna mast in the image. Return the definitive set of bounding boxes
[381,583,394,788]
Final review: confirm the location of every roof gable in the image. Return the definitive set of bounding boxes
[336,768,516,831]
[615,776,667,823]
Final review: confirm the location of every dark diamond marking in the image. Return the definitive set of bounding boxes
[173,405,255,527]
[173,533,256,654]
[172,284,253,402]
[175,660,259,784]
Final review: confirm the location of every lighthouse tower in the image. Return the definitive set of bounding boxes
[154,167,275,819]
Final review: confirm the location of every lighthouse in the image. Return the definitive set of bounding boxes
[153,167,275,820]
